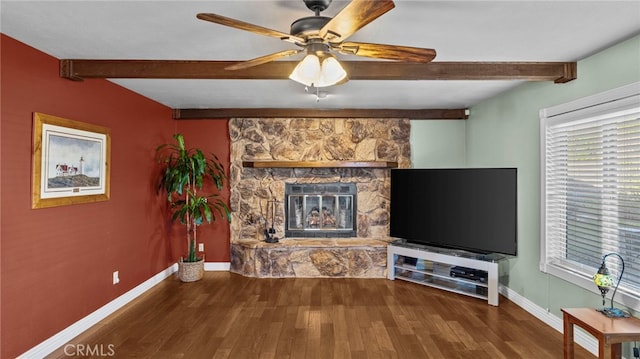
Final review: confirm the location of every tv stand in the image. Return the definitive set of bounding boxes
[387,241,502,306]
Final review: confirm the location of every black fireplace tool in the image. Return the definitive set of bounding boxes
[264,199,279,243]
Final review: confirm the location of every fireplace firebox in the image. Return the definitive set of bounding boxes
[284,183,357,238]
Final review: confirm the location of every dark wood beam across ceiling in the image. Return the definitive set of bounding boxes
[173,108,469,120]
[60,60,577,83]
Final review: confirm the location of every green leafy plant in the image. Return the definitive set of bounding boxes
[157,133,231,263]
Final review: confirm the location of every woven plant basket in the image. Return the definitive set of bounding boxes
[178,257,204,282]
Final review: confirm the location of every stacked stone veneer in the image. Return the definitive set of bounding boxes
[228,118,410,278]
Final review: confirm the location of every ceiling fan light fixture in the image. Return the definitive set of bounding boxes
[289,52,347,88]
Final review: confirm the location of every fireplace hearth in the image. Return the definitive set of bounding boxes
[285,183,357,238]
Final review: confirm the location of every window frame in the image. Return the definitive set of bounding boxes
[540,81,640,311]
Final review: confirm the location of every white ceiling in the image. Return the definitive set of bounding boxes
[2,1,640,110]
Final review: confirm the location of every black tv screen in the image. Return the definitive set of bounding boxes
[390,168,517,256]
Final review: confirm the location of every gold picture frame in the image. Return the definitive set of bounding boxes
[32,112,111,208]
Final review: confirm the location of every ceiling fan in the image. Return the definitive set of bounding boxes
[196,0,437,87]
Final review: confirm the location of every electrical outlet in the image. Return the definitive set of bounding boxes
[112,271,120,285]
[198,243,204,252]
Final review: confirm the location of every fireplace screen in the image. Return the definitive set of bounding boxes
[285,183,357,238]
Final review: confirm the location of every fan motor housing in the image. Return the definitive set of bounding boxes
[290,16,331,37]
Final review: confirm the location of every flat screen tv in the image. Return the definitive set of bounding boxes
[390,168,517,256]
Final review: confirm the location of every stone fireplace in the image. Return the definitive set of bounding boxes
[228,118,410,278]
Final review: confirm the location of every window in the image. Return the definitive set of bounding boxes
[541,82,640,309]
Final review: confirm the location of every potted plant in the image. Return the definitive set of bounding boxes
[156,133,231,282]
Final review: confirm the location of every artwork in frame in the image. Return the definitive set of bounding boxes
[32,112,111,209]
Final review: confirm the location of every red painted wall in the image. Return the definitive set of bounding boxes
[0,34,230,358]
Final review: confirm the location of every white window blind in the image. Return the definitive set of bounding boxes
[541,82,640,307]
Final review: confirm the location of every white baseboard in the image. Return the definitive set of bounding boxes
[18,264,178,359]
[499,285,599,356]
[205,262,230,271]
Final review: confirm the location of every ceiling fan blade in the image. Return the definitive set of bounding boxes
[335,42,436,63]
[319,0,395,42]
[197,13,306,45]
[225,49,302,70]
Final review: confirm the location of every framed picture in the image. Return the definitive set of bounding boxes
[32,112,111,208]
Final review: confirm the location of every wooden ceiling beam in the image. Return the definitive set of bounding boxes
[60,60,576,83]
[172,108,469,120]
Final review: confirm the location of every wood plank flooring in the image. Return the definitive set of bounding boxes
[48,272,594,358]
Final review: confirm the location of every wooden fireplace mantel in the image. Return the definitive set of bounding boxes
[241,161,398,169]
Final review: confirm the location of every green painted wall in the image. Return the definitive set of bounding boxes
[465,35,640,316]
[410,120,466,168]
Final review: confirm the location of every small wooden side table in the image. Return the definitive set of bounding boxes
[562,307,640,359]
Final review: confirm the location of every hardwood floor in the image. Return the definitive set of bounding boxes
[49,272,594,358]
